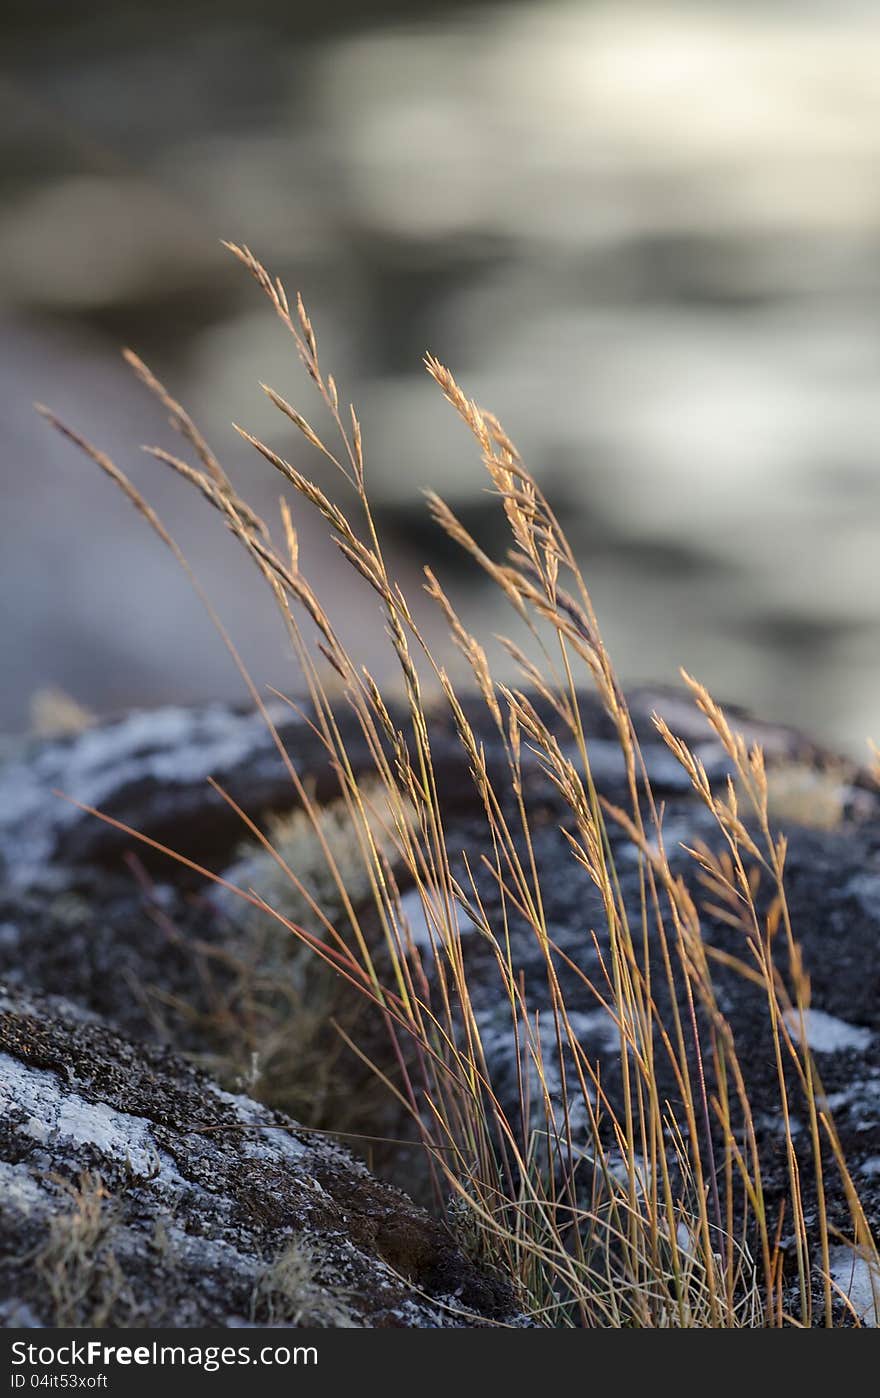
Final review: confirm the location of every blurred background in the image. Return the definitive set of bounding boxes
[2,0,880,754]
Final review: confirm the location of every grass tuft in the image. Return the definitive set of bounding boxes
[33,1173,130,1327]
[251,1237,355,1328]
[40,243,879,1327]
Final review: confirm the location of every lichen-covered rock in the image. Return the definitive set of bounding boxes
[0,985,516,1328]
[1,688,860,889]
[1,692,878,1326]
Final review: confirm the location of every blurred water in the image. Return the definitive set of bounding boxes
[2,0,880,754]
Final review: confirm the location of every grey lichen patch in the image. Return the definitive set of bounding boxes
[0,699,305,885]
[0,1049,169,1181]
[829,1245,880,1327]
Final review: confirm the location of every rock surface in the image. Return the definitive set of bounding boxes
[1,690,879,1326]
[0,699,531,1328]
[0,984,515,1328]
